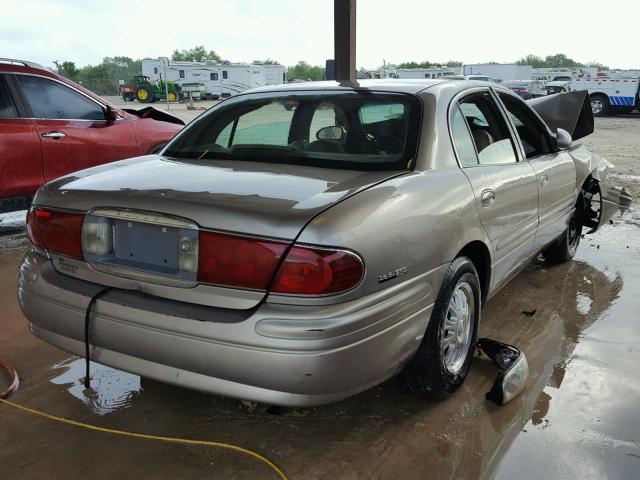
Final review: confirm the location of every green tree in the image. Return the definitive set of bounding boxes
[287,61,325,81]
[53,60,80,81]
[262,58,280,65]
[171,46,223,63]
[516,54,545,67]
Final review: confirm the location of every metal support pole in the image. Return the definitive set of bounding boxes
[163,60,170,110]
[334,0,356,83]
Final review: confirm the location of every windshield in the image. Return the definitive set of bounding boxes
[164,91,422,171]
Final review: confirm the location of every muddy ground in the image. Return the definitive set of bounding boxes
[0,108,639,480]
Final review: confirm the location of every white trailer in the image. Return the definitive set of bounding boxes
[569,77,640,116]
[141,59,286,98]
[372,66,455,79]
[461,63,533,82]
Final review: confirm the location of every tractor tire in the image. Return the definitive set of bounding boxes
[135,85,155,103]
[167,90,178,103]
[590,94,609,117]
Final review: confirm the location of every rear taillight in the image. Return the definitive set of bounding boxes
[27,208,84,259]
[196,232,364,295]
[197,232,288,290]
[272,246,364,295]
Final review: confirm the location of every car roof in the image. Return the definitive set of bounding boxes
[0,58,111,107]
[247,79,447,95]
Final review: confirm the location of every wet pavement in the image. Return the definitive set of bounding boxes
[0,202,638,479]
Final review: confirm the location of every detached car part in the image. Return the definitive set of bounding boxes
[477,338,529,405]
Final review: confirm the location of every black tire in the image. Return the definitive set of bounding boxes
[543,212,582,263]
[402,256,481,399]
[135,84,155,103]
[591,94,609,117]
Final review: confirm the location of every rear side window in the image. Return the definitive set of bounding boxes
[459,93,518,165]
[17,76,105,120]
[179,70,185,79]
[450,104,478,167]
[222,71,228,80]
[0,76,18,118]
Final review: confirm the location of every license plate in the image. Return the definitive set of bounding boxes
[83,212,198,281]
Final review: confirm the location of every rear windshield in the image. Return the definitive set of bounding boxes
[164,91,422,170]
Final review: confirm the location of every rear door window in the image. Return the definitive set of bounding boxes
[458,93,519,165]
[17,75,105,120]
[0,76,18,118]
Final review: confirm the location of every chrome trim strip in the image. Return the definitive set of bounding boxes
[88,207,199,230]
[88,262,197,288]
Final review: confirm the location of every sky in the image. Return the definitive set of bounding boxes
[2,0,639,70]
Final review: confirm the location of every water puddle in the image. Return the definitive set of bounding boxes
[49,358,142,415]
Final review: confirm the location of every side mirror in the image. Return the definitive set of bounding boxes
[477,338,529,405]
[105,105,120,123]
[555,128,572,149]
[316,125,345,141]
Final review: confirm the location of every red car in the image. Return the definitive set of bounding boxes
[0,58,184,213]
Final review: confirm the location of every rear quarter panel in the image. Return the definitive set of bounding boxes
[275,167,489,305]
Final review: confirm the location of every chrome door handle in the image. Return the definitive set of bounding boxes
[481,189,496,207]
[538,174,549,188]
[41,131,65,139]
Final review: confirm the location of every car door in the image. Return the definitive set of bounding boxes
[451,90,539,291]
[0,74,43,209]
[13,74,138,182]
[495,91,577,251]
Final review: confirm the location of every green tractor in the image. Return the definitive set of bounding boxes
[133,75,182,103]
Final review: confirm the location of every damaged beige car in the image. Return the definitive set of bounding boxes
[18,80,630,406]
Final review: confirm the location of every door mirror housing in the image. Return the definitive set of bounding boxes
[555,128,572,149]
[105,105,120,123]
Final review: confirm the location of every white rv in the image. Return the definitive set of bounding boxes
[141,59,286,98]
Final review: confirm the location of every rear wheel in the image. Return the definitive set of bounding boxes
[135,85,154,103]
[543,212,582,263]
[590,94,609,117]
[403,256,480,399]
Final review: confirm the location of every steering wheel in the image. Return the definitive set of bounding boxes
[369,134,404,155]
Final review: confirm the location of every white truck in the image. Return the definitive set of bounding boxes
[569,77,640,116]
[141,59,287,99]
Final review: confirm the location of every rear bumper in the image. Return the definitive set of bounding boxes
[18,251,440,406]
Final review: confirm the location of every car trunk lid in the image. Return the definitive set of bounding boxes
[38,155,402,239]
[36,156,404,309]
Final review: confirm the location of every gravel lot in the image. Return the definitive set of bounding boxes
[1,98,639,479]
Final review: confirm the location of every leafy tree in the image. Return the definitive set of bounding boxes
[515,53,606,69]
[53,61,80,81]
[396,60,461,69]
[287,61,325,81]
[516,54,545,67]
[262,58,280,65]
[171,46,223,63]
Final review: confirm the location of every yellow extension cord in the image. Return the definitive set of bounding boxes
[0,396,289,479]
